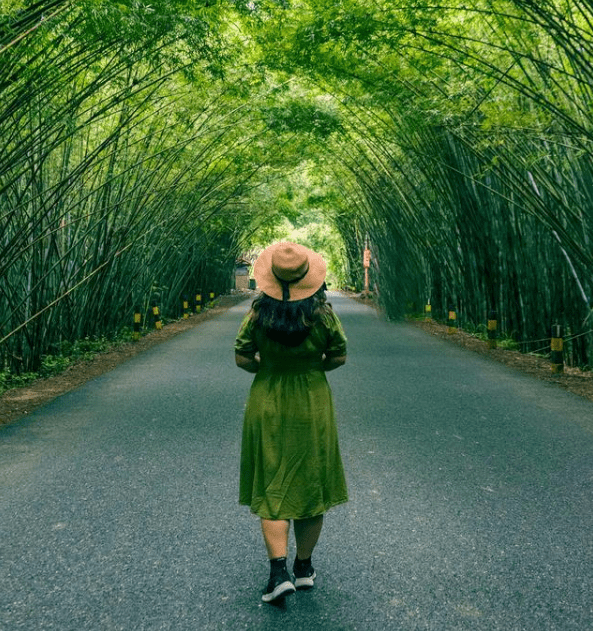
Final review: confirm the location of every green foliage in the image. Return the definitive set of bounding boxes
[78,0,224,58]
[462,323,518,351]
[0,369,38,395]
[263,101,342,137]
[2,0,593,371]
[498,337,521,352]
[0,0,27,15]
[39,354,72,377]
[0,331,131,394]
[57,337,110,359]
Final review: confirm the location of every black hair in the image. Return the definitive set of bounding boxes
[250,284,331,347]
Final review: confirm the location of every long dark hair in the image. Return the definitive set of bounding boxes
[251,285,331,347]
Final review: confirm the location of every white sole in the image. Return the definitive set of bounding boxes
[262,580,296,602]
[294,571,316,589]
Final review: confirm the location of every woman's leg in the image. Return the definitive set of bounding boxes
[261,518,290,559]
[294,515,324,560]
[260,519,295,602]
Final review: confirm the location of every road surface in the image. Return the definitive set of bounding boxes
[1,294,592,630]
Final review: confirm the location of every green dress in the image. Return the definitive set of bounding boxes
[235,308,349,520]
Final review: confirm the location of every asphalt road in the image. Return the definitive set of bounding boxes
[1,294,592,631]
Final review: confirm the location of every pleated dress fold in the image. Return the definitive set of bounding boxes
[235,309,349,520]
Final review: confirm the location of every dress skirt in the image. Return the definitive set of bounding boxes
[235,310,349,520]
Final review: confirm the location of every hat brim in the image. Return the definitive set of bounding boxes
[253,242,327,301]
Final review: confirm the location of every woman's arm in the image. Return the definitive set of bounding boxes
[235,353,260,373]
[323,355,346,372]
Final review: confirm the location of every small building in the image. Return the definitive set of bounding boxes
[235,259,251,290]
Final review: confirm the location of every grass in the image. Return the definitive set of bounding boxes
[0,332,134,396]
[465,323,521,351]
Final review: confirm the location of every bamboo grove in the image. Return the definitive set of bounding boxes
[0,0,300,374]
[250,0,593,367]
[1,1,593,376]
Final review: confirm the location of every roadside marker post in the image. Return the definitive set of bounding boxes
[151,301,162,330]
[363,247,371,295]
[133,306,142,340]
[487,310,497,349]
[448,306,457,335]
[551,324,564,373]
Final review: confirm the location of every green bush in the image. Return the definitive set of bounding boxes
[71,337,109,358]
[498,337,520,351]
[0,370,39,395]
[40,355,72,377]
[1,333,126,395]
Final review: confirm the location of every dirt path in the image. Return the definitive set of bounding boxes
[410,318,593,403]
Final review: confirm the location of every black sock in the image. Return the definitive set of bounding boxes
[294,556,311,567]
[270,557,287,572]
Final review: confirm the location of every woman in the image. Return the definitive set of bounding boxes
[235,242,348,603]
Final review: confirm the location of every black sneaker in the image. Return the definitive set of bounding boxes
[293,558,316,590]
[262,568,296,603]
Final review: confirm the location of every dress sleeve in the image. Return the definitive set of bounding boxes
[323,310,347,358]
[234,312,258,358]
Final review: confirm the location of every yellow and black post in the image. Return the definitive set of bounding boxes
[487,310,497,349]
[195,291,202,313]
[133,306,142,341]
[551,324,564,373]
[209,291,215,306]
[151,300,163,330]
[183,295,190,319]
[424,302,432,322]
[448,305,457,335]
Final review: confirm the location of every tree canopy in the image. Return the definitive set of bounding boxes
[1,0,593,375]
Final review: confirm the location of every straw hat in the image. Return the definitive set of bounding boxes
[253,242,327,302]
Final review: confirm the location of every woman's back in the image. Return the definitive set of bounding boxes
[236,308,346,373]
